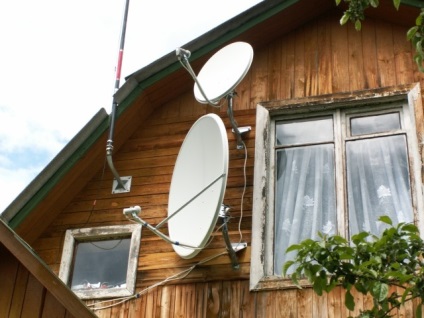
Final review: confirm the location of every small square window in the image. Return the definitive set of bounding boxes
[59,224,141,299]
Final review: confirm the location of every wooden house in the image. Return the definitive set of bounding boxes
[2,0,424,316]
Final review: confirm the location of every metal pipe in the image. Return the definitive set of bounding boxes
[226,93,244,149]
[156,174,225,229]
[106,0,130,191]
[123,208,200,249]
[219,207,241,270]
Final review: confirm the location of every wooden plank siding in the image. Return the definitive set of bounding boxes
[0,236,95,317]
[31,11,424,317]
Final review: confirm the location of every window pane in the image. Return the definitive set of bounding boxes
[274,144,336,275]
[350,113,400,136]
[276,118,333,146]
[346,135,413,236]
[70,238,131,290]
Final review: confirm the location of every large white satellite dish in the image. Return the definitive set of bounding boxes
[167,113,229,258]
[193,42,253,104]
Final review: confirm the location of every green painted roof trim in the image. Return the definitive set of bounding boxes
[116,0,300,115]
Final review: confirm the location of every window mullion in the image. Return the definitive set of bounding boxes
[334,109,347,238]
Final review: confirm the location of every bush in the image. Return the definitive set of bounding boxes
[284,216,424,317]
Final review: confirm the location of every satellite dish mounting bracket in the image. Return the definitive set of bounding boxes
[124,204,247,269]
[219,205,247,270]
[226,92,251,149]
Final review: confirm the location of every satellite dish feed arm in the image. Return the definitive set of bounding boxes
[123,206,199,249]
[176,48,220,108]
[156,173,226,229]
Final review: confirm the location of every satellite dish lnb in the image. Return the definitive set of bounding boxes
[193,41,253,104]
[167,113,229,258]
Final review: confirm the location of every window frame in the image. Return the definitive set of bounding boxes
[250,84,424,291]
[59,224,142,299]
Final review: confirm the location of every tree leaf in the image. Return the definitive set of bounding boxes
[313,278,324,296]
[378,215,393,225]
[282,260,295,276]
[416,303,422,318]
[345,290,355,311]
[401,287,413,304]
[352,232,369,245]
[340,13,350,26]
[371,282,389,302]
[401,223,418,233]
[355,20,362,31]
[416,40,424,55]
[335,0,341,6]
[393,0,401,10]
[416,14,422,27]
[370,0,379,8]
[407,26,419,41]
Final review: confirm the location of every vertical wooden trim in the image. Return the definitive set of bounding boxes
[58,230,74,285]
[406,84,424,234]
[250,105,270,290]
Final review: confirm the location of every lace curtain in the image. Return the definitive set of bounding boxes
[274,144,336,275]
[274,134,413,276]
[346,135,413,236]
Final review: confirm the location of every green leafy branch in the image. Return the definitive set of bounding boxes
[336,0,424,71]
[284,216,424,318]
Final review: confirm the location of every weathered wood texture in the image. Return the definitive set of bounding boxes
[31,11,424,317]
[88,282,419,318]
[0,219,96,317]
[0,243,95,318]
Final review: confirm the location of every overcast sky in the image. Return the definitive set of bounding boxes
[0,0,262,213]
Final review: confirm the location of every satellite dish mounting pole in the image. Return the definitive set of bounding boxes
[106,0,132,193]
[219,205,246,270]
[226,92,250,149]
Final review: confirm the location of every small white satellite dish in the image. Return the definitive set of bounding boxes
[193,42,253,104]
[167,113,229,258]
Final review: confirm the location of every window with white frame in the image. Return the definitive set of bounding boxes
[59,224,141,299]
[250,84,424,290]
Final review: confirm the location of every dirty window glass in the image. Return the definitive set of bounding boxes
[70,238,131,291]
